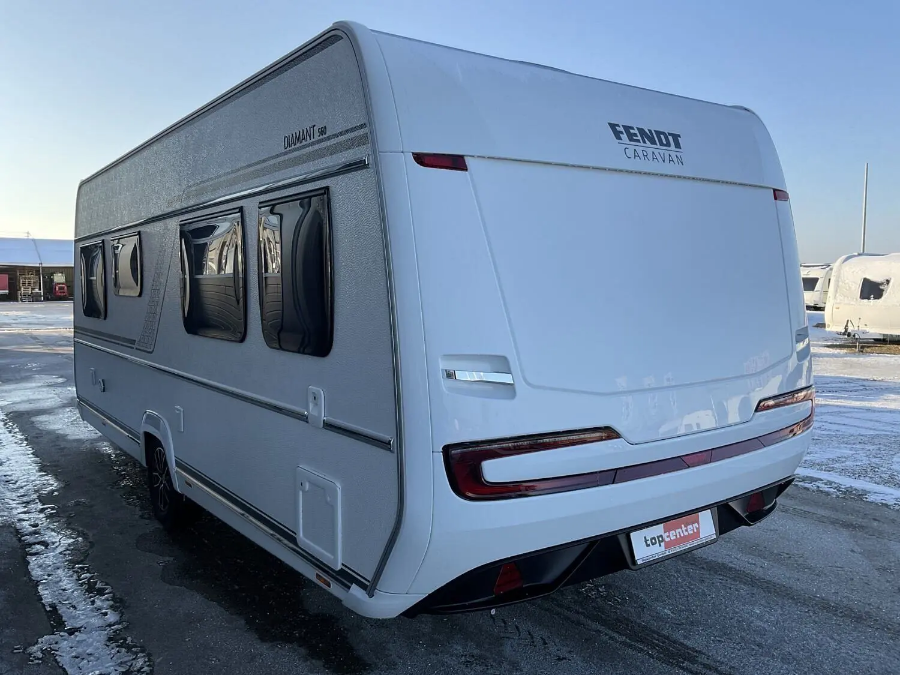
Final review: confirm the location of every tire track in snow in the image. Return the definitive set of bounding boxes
[0,410,151,674]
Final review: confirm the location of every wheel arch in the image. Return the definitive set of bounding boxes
[141,411,181,493]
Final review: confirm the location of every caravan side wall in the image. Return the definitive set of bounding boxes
[74,31,407,601]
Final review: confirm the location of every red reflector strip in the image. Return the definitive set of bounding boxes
[444,412,813,501]
[773,189,790,201]
[412,153,468,171]
[756,385,815,412]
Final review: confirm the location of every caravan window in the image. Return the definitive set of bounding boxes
[79,241,106,319]
[257,190,333,356]
[801,277,818,292]
[859,278,890,301]
[179,211,245,341]
[112,232,142,296]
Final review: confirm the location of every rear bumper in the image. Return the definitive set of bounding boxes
[409,426,810,597]
[408,477,793,615]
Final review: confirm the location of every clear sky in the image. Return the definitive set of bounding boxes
[1,0,897,263]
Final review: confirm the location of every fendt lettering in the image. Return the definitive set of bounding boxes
[608,122,683,150]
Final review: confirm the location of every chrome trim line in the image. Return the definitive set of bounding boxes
[75,157,370,243]
[174,460,362,590]
[444,370,514,385]
[324,418,393,452]
[75,338,395,452]
[77,397,140,443]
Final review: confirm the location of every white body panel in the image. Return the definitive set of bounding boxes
[74,21,811,618]
[801,263,832,310]
[825,253,900,337]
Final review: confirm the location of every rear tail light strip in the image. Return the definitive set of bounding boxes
[444,387,814,501]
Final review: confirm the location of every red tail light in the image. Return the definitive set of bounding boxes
[773,189,790,201]
[412,153,468,171]
[494,563,524,595]
[444,428,620,500]
[755,386,815,412]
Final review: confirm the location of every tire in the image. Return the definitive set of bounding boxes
[147,441,200,530]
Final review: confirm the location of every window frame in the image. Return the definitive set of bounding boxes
[859,277,890,301]
[79,240,107,319]
[257,188,334,357]
[111,231,143,297]
[178,208,247,342]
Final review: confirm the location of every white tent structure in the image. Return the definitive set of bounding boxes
[800,263,832,310]
[825,253,900,338]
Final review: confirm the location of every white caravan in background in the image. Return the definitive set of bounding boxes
[74,22,814,618]
[800,263,832,310]
[825,253,900,338]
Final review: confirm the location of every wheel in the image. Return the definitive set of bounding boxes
[147,441,199,530]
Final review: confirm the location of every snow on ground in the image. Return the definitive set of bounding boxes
[0,412,150,673]
[798,311,900,508]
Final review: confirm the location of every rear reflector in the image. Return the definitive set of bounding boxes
[755,385,815,412]
[773,189,790,201]
[494,563,524,595]
[747,491,766,513]
[412,153,468,171]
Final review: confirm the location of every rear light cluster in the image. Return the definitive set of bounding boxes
[444,387,815,501]
[755,385,815,412]
[773,189,790,201]
[445,428,621,500]
[412,153,468,171]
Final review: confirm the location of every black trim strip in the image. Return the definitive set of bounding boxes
[75,157,369,243]
[74,326,137,347]
[79,34,344,186]
[187,123,368,192]
[175,459,364,589]
[73,338,393,451]
[77,397,140,443]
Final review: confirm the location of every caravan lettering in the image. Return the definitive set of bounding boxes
[608,122,685,165]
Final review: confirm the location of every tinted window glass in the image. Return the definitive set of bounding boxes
[258,191,332,356]
[802,277,818,292]
[80,242,106,319]
[859,277,889,301]
[112,232,142,296]
[180,212,245,341]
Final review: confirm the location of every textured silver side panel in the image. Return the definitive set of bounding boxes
[73,34,399,580]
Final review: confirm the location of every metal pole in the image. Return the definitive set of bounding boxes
[861,162,868,253]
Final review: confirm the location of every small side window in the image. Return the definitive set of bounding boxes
[801,277,818,292]
[112,232,142,297]
[859,277,890,301]
[179,211,245,341]
[258,190,333,357]
[79,241,106,319]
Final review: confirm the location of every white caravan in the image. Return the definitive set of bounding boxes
[800,263,832,310]
[74,22,813,618]
[825,253,900,338]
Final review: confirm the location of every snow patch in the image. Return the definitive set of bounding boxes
[795,468,900,509]
[0,376,98,441]
[0,411,150,673]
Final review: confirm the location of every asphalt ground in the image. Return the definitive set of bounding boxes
[1,304,898,675]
